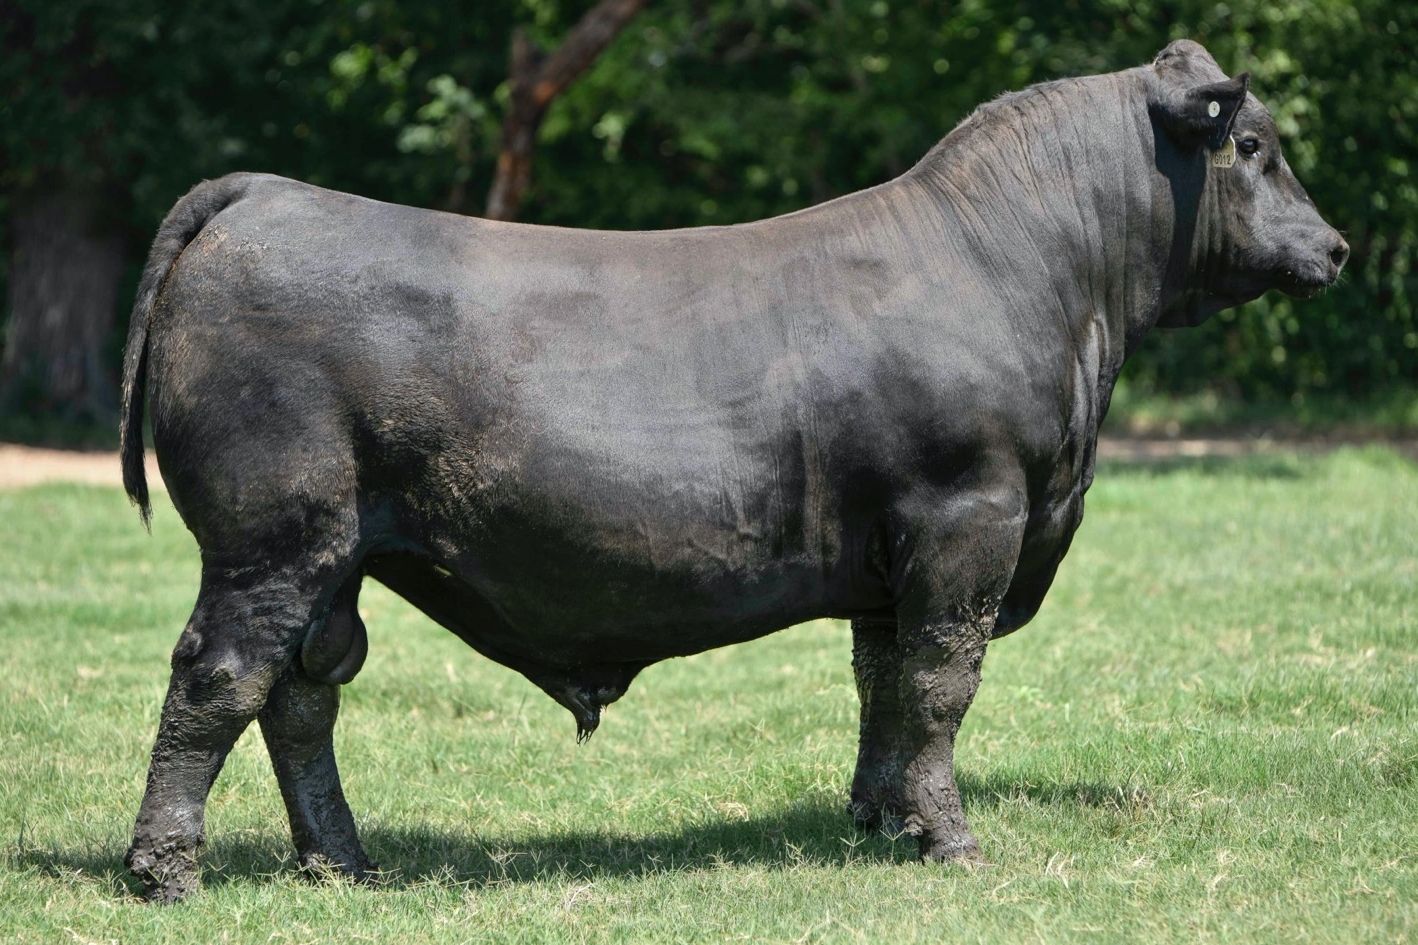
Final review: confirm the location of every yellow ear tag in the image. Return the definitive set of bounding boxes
[1211,135,1237,169]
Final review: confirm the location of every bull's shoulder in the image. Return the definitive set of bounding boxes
[857,315,1101,482]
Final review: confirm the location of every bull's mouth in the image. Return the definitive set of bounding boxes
[1284,281,1327,299]
[1277,265,1337,299]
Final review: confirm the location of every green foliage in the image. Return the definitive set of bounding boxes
[2,451,1416,940]
[0,0,525,220]
[1,1,1413,401]
[1114,0,1417,398]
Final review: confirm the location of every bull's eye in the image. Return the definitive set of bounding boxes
[1237,137,1261,158]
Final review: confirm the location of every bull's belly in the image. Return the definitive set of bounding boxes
[362,406,889,663]
[482,549,834,661]
[375,492,882,670]
[363,534,855,738]
[375,547,831,664]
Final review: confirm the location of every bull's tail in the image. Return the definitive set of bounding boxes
[120,175,249,527]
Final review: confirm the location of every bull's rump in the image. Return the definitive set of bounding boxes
[148,175,895,655]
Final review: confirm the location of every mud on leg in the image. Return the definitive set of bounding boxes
[125,565,332,902]
[849,617,905,829]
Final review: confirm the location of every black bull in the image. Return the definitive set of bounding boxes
[119,41,1345,900]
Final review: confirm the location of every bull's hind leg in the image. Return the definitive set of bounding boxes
[125,561,348,902]
[849,617,906,829]
[258,576,374,882]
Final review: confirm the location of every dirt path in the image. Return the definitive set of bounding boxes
[0,445,161,491]
[2,436,1412,491]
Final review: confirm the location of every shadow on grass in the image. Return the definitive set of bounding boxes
[1099,441,1418,478]
[1099,453,1306,479]
[960,771,1154,813]
[12,774,1142,898]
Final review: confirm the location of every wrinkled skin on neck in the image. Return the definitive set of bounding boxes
[908,39,1345,394]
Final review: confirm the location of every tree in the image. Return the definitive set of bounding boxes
[0,4,132,424]
[485,0,648,221]
[0,0,289,428]
[1,189,124,423]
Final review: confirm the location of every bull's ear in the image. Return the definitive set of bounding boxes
[1156,73,1250,151]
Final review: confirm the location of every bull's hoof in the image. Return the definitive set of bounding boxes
[918,832,986,865]
[298,852,383,886]
[848,795,903,833]
[125,842,201,904]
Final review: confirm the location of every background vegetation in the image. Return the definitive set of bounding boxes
[2,449,1414,941]
[1,0,1414,430]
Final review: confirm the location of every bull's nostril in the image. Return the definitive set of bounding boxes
[1330,239,1350,269]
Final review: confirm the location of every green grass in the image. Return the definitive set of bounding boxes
[1104,385,1418,436]
[1,448,1415,943]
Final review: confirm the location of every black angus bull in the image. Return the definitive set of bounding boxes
[120,40,1346,901]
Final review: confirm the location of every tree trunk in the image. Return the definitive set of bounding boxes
[484,0,648,221]
[1,186,125,425]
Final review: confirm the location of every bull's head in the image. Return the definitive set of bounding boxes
[1149,40,1347,325]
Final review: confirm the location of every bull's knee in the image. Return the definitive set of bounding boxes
[169,628,281,720]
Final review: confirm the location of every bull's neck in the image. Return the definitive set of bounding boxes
[900,68,1196,410]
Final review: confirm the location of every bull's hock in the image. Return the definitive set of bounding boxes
[116,38,1345,902]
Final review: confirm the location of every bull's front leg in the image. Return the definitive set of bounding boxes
[896,610,992,861]
[849,617,905,829]
[890,490,1022,862]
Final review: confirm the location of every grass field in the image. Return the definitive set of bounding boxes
[1,448,1414,943]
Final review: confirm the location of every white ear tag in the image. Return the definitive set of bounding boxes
[1211,135,1237,168]
[1207,100,1221,118]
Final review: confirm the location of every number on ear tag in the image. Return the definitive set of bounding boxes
[1211,135,1237,168]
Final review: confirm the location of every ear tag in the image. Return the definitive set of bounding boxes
[1211,135,1237,168]
[1207,100,1221,118]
